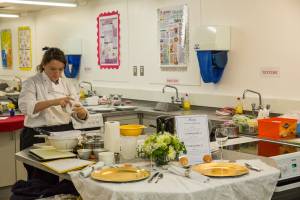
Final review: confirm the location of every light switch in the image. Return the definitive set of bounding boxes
[140,66,144,76]
[133,66,137,76]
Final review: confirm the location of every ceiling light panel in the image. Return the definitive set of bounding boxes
[0,13,19,17]
[0,0,77,7]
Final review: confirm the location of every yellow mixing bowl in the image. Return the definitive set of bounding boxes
[120,124,146,136]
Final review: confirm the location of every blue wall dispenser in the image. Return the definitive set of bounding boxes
[64,54,81,78]
[196,50,228,84]
[194,25,230,84]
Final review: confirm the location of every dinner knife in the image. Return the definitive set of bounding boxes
[148,171,160,183]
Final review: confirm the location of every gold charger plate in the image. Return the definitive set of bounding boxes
[192,162,249,177]
[91,167,150,183]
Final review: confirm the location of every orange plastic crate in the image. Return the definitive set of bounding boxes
[258,117,297,140]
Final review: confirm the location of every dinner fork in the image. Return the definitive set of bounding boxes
[155,173,163,183]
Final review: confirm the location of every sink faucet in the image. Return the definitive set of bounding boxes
[162,85,181,104]
[79,81,95,97]
[242,89,263,111]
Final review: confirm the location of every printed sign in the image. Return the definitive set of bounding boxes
[175,115,210,165]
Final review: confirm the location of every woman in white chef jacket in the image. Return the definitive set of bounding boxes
[18,47,88,184]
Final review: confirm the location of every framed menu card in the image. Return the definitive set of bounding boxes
[175,115,210,165]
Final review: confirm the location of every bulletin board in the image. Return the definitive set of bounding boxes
[18,26,32,71]
[1,29,13,69]
[97,11,120,69]
[158,5,189,68]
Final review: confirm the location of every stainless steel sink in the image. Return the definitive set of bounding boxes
[153,102,181,112]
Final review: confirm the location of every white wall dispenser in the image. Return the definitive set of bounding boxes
[194,26,230,84]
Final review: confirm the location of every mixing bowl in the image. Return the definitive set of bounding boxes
[119,124,146,136]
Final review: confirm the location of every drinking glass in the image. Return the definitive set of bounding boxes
[215,127,228,161]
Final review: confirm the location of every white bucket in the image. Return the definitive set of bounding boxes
[120,136,137,160]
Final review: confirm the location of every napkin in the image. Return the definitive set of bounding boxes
[79,161,104,178]
[168,165,209,183]
[80,166,93,178]
[236,159,263,171]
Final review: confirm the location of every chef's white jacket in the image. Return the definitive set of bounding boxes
[18,72,87,127]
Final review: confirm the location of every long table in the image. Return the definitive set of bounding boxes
[15,146,280,200]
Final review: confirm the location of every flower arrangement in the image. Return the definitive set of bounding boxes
[141,132,186,166]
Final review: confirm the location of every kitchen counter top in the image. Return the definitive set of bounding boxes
[3,100,231,134]
[98,99,232,122]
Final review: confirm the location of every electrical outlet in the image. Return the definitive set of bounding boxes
[140,66,144,76]
[133,66,137,76]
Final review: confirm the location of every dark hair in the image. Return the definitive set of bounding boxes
[37,47,66,72]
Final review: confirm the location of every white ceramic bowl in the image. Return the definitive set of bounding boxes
[93,148,107,160]
[48,137,78,152]
[77,149,92,160]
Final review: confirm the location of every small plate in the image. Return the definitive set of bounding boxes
[114,105,137,111]
[192,162,249,177]
[91,166,150,182]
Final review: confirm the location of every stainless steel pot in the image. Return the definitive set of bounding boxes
[224,124,239,138]
[81,135,104,149]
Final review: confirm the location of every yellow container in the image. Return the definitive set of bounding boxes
[183,93,191,111]
[183,101,191,111]
[119,124,146,136]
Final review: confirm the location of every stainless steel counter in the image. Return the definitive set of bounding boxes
[99,99,231,122]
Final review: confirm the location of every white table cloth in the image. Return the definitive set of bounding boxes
[70,159,280,200]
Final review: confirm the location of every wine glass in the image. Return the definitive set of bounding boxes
[215,127,228,161]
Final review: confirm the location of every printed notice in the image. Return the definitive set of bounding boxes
[175,115,210,165]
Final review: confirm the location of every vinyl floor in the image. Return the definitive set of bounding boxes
[0,186,11,200]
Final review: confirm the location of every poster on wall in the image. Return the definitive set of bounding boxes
[18,26,32,71]
[1,29,13,69]
[158,5,188,68]
[97,11,120,69]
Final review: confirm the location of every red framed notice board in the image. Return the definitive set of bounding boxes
[97,11,120,69]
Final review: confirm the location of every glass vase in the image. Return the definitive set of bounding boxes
[154,154,169,166]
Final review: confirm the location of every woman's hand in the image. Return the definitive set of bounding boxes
[52,96,74,108]
[33,96,74,114]
[72,104,87,120]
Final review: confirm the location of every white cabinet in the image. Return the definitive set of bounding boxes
[0,130,27,187]
[0,132,16,187]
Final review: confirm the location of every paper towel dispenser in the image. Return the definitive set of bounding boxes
[194,26,230,84]
[194,26,230,50]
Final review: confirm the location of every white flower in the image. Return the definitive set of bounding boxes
[143,143,154,154]
[157,133,172,145]
[141,133,186,160]
[167,146,176,160]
